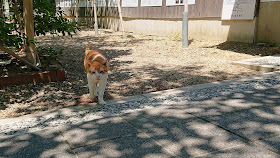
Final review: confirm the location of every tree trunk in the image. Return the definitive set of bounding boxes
[0,0,3,17]
[23,0,37,66]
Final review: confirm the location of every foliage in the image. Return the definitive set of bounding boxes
[33,0,78,36]
[0,15,24,49]
[0,0,78,50]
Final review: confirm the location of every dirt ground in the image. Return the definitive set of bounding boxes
[1,29,278,119]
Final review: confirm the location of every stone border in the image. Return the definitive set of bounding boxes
[0,69,66,87]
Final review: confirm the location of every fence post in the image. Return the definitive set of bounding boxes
[117,0,126,39]
[93,0,98,34]
[75,0,79,26]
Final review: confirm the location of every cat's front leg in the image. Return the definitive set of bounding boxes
[87,73,97,101]
[98,73,108,105]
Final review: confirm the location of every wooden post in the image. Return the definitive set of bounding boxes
[23,0,37,65]
[93,0,98,34]
[85,0,88,26]
[117,0,126,39]
[75,0,79,25]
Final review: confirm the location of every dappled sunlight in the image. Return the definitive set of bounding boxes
[1,87,280,157]
[1,29,265,118]
[1,28,280,157]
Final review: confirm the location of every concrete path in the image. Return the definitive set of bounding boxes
[1,71,280,157]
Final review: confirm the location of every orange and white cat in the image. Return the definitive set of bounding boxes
[84,45,109,105]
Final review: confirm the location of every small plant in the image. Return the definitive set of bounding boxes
[39,47,64,58]
[172,32,181,41]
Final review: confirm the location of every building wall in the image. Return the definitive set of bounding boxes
[59,0,280,44]
[257,1,280,45]
[97,17,255,42]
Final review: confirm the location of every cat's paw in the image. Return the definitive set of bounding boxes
[98,99,106,105]
[90,96,97,102]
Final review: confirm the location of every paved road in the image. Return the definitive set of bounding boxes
[1,72,280,157]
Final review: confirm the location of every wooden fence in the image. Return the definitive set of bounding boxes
[61,0,225,19]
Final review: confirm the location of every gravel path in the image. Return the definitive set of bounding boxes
[1,71,280,136]
[1,29,278,119]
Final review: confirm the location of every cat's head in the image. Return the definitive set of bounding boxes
[86,60,108,80]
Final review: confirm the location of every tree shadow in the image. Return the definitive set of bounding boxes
[205,41,279,56]
[1,85,279,157]
[0,30,271,118]
[109,64,255,98]
[0,31,152,117]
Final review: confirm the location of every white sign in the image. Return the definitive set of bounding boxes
[97,0,106,7]
[166,0,195,6]
[141,0,162,6]
[222,0,256,20]
[122,0,138,7]
[108,0,117,7]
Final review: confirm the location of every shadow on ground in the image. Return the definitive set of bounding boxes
[0,31,266,118]
[206,41,280,56]
[1,85,279,157]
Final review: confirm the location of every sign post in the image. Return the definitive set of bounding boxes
[182,0,188,48]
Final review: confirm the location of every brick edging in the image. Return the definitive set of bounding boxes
[0,69,66,87]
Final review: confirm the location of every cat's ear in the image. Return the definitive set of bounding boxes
[86,60,91,68]
[103,60,109,71]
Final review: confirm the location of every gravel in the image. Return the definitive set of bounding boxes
[1,29,278,119]
[1,71,280,136]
